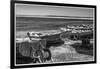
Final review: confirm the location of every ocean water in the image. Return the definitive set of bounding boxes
[16,17,93,38]
[16,17,93,31]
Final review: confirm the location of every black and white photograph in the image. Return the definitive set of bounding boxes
[11,1,96,68]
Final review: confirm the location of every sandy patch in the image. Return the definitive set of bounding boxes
[49,42,93,63]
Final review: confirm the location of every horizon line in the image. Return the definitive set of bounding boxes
[16,15,94,20]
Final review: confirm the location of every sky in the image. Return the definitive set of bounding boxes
[15,3,94,18]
